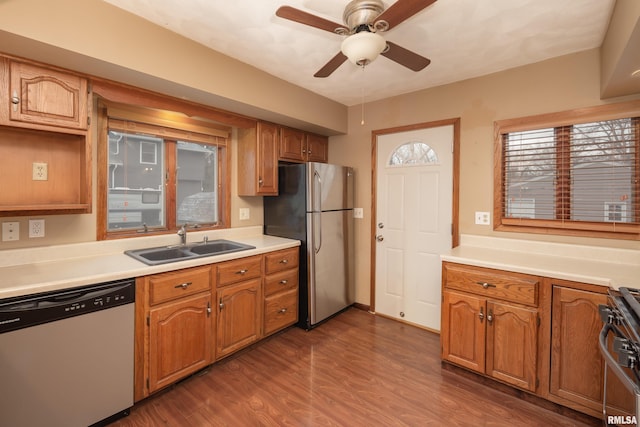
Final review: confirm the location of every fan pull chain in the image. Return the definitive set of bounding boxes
[360,64,366,126]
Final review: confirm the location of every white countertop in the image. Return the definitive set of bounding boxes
[0,226,300,299]
[441,235,640,290]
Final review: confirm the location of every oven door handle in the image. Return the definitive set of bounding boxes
[599,323,640,396]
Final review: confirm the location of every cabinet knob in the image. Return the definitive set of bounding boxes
[236,269,248,275]
[174,282,192,289]
[487,309,493,324]
[219,298,225,310]
[476,281,496,289]
[258,178,263,186]
[11,90,19,112]
[479,307,485,322]
[280,280,288,285]
[279,259,288,264]
[279,308,287,314]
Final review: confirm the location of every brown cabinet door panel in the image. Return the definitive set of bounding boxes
[216,279,262,358]
[442,291,485,373]
[486,300,538,391]
[550,286,604,410]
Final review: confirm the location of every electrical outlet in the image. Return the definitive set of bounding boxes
[29,219,45,238]
[475,211,491,225]
[2,222,20,241]
[239,208,250,221]
[32,162,48,181]
[353,208,364,219]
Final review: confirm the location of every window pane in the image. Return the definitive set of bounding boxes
[176,141,219,225]
[504,128,556,219]
[570,119,635,223]
[389,141,438,166]
[107,131,165,231]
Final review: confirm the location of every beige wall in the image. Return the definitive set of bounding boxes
[329,49,640,305]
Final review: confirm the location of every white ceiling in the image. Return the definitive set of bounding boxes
[103,0,615,106]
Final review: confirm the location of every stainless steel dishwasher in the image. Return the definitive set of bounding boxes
[0,278,135,427]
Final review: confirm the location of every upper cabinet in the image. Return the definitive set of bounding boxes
[278,126,328,163]
[1,58,89,131]
[237,121,279,196]
[238,121,329,196]
[0,56,91,216]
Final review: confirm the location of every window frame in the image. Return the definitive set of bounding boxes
[96,100,232,240]
[494,100,640,240]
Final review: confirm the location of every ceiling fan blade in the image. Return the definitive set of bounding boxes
[381,41,431,71]
[276,6,348,34]
[375,0,437,31]
[314,52,348,78]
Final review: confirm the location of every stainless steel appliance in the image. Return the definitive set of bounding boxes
[599,287,640,426]
[264,162,355,329]
[0,279,135,427]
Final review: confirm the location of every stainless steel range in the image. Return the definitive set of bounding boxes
[600,287,640,426]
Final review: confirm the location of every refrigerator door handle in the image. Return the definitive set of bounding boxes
[313,212,322,254]
[314,170,322,212]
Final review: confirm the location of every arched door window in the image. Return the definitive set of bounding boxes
[389,141,438,166]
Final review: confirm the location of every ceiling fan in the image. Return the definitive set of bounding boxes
[276,0,436,77]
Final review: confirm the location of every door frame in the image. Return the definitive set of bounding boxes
[370,118,461,313]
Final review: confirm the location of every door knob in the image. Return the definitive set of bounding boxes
[375,235,384,242]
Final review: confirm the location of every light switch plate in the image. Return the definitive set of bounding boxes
[2,222,19,241]
[353,208,363,219]
[239,208,250,221]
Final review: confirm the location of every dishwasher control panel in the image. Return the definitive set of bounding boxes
[0,279,135,334]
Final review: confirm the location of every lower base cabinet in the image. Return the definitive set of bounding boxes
[135,247,299,401]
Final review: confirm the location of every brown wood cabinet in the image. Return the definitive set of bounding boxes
[135,247,300,401]
[143,266,213,395]
[215,255,263,358]
[441,263,540,392]
[1,58,89,130]
[548,281,634,418]
[278,127,328,163]
[0,56,91,216]
[263,248,299,336]
[237,121,278,196]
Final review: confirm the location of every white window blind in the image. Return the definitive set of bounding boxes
[500,117,639,236]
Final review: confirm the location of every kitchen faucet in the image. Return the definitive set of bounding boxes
[177,223,188,245]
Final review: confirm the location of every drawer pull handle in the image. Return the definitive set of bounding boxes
[476,281,496,289]
[479,307,485,322]
[280,280,288,285]
[279,308,287,314]
[236,269,248,275]
[279,259,288,264]
[175,282,192,289]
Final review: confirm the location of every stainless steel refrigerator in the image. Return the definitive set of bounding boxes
[264,162,355,329]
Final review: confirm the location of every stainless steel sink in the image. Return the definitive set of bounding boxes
[125,239,255,265]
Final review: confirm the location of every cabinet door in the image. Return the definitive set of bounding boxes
[441,290,485,373]
[8,61,88,130]
[305,133,328,163]
[148,293,212,393]
[216,278,262,359]
[279,127,305,162]
[486,300,538,391]
[256,122,278,194]
[549,286,634,414]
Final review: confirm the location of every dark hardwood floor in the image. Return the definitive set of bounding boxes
[111,308,599,426]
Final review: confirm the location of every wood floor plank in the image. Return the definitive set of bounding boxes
[111,308,599,426]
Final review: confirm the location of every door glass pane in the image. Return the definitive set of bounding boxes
[176,141,218,225]
[107,131,165,231]
[389,141,438,166]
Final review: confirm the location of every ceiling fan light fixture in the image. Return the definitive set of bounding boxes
[341,31,387,67]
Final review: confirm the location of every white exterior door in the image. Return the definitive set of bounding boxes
[374,125,453,331]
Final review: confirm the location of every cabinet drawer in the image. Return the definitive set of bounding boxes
[264,269,298,296]
[217,255,262,287]
[443,263,539,306]
[264,248,299,275]
[149,266,212,305]
[264,288,298,335]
